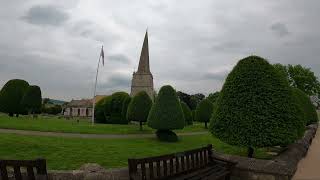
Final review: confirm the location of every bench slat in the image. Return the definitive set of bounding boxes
[128,145,235,180]
[13,166,22,180]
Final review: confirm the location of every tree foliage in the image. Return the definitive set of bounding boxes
[273,63,320,96]
[127,91,152,130]
[121,96,131,122]
[104,92,130,124]
[195,99,213,128]
[180,101,193,125]
[94,96,110,123]
[207,92,220,104]
[292,88,318,125]
[0,79,29,116]
[211,56,304,153]
[21,85,42,115]
[147,85,185,130]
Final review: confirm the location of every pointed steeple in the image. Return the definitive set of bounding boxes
[137,30,150,74]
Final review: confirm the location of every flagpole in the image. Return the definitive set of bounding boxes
[92,52,102,126]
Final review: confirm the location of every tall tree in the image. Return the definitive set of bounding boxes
[127,91,152,130]
[273,64,320,95]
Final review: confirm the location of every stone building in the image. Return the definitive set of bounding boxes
[63,99,93,117]
[130,31,155,100]
[63,95,107,118]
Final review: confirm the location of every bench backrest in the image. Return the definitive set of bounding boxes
[0,159,47,180]
[128,144,213,180]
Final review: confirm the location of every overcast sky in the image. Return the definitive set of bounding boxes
[0,0,319,101]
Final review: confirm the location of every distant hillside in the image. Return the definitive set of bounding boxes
[43,98,66,105]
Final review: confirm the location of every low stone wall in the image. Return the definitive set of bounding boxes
[3,124,317,180]
[216,123,318,180]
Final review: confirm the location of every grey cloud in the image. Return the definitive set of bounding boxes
[270,22,290,37]
[203,71,229,81]
[21,5,69,26]
[98,75,131,91]
[107,54,130,64]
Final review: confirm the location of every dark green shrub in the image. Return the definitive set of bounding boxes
[181,101,193,125]
[21,85,42,116]
[195,99,213,128]
[147,85,185,142]
[156,130,178,142]
[43,105,62,115]
[210,56,305,157]
[94,96,111,123]
[0,79,29,116]
[121,96,131,122]
[292,88,318,125]
[104,92,130,124]
[127,91,152,130]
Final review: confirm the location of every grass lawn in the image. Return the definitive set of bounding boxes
[0,114,206,134]
[0,133,271,170]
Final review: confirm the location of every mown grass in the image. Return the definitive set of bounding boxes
[0,114,206,134]
[0,133,271,170]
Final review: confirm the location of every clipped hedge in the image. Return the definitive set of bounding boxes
[0,79,29,116]
[210,56,304,157]
[21,85,42,115]
[127,91,152,130]
[121,96,131,122]
[94,96,111,123]
[181,101,193,125]
[195,99,213,128]
[104,92,130,124]
[147,85,185,131]
[292,88,318,125]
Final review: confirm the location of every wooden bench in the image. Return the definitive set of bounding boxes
[128,144,236,180]
[0,158,47,180]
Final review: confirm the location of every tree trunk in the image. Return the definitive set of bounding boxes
[139,121,143,131]
[247,147,254,158]
[9,113,13,117]
[205,122,208,129]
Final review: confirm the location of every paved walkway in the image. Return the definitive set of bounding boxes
[293,127,320,180]
[0,128,208,139]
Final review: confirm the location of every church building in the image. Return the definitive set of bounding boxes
[130,31,155,100]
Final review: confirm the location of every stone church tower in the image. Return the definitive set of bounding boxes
[130,31,154,100]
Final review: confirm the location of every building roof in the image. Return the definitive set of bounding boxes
[67,99,92,108]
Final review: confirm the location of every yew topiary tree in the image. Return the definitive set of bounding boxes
[210,56,305,158]
[104,92,130,124]
[292,88,318,125]
[21,85,42,117]
[0,79,29,117]
[94,96,110,123]
[127,91,152,130]
[195,99,213,128]
[147,85,185,142]
[121,96,132,122]
[181,101,193,125]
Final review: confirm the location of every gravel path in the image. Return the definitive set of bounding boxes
[293,127,320,180]
[0,128,208,139]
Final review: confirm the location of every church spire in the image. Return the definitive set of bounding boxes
[137,30,150,73]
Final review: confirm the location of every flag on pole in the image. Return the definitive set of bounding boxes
[100,46,104,66]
